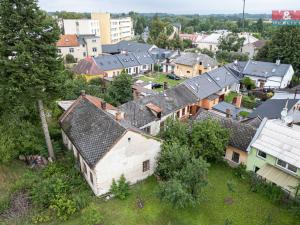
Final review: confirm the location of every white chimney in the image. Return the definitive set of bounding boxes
[276,59,281,65]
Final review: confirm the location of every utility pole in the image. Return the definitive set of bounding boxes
[242,0,246,31]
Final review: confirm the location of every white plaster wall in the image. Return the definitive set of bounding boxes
[58,46,86,61]
[280,66,294,88]
[63,19,100,36]
[94,131,161,195]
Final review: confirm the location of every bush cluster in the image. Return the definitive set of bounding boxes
[110,175,130,200]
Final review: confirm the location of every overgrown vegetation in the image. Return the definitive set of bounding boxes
[110,175,130,200]
[13,154,93,222]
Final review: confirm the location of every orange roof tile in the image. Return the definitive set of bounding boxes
[57,34,79,47]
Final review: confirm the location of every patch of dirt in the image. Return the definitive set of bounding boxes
[224,197,234,205]
[0,190,31,220]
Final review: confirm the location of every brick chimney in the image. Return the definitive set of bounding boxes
[233,94,243,109]
[226,108,232,118]
[115,111,124,121]
[101,101,107,111]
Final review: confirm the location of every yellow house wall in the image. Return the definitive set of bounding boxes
[174,63,215,78]
[105,69,123,77]
[91,13,111,44]
[84,74,105,82]
[225,146,248,166]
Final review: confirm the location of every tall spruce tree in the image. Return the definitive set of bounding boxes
[0,0,65,160]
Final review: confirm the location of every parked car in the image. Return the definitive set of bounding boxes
[167,74,181,80]
[152,83,163,89]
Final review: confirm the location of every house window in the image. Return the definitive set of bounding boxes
[69,48,74,53]
[257,150,266,159]
[176,111,180,118]
[143,160,150,172]
[187,71,190,74]
[92,47,97,52]
[277,159,298,173]
[232,152,240,163]
[254,166,260,173]
[83,52,86,57]
[277,159,287,168]
[143,65,147,69]
[90,172,94,184]
[92,39,97,43]
[128,68,131,73]
[83,163,87,174]
[57,49,61,54]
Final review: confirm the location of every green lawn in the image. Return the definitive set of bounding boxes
[2,163,299,225]
[138,73,184,92]
[59,164,300,225]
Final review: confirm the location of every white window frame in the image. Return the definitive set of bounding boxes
[257,150,267,160]
[276,159,298,174]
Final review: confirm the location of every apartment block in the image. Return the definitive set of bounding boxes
[63,19,100,36]
[91,12,134,44]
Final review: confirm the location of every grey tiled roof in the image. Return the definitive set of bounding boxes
[182,74,221,99]
[60,98,126,167]
[194,109,259,152]
[116,52,140,68]
[93,55,124,71]
[207,67,239,88]
[119,84,198,128]
[134,52,155,65]
[174,52,218,68]
[249,98,300,119]
[212,102,241,120]
[242,60,291,78]
[102,40,154,54]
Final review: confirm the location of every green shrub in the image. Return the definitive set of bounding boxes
[32,212,51,224]
[65,54,76,64]
[0,197,9,214]
[81,203,103,225]
[50,195,77,221]
[110,174,130,200]
[233,164,248,180]
[242,95,256,109]
[241,77,256,90]
[239,111,250,118]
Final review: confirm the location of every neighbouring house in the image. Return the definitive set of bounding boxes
[243,60,294,89]
[194,109,260,166]
[57,34,102,62]
[196,32,258,53]
[63,19,101,36]
[246,117,300,197]
[248,98,300,121]
[102,40,156,55]
[241,40,267,59]
[173,52,218,77]
[210,99,243,120]
[91,13,134,44]
[75,51,155,78]
[179,33,205,47]
[119,66,240,135]
[72,57,107,81]
[59,93,161,196]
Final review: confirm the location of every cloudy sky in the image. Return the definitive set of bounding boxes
[38,0,300,14]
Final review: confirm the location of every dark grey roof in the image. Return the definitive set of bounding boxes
[102,40,154,54]
[182,74,221,99]
[195,109,258,152]
[249,98,300,119]
[212,102,241,120]
[116,52,140,68]
[134,51,155,65]
[207,67,239,88]
[174,52,218,68]
[60,97,126,167]
[242,60,291,78]
[93,55,123,71]
[241,117,263,128]
[119,84,198,128]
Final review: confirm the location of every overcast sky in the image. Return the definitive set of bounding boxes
[38,0,300,14]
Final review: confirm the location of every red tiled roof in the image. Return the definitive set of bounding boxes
[72,57,107,75]
[146,103,162,113]
[57,34,79,47]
